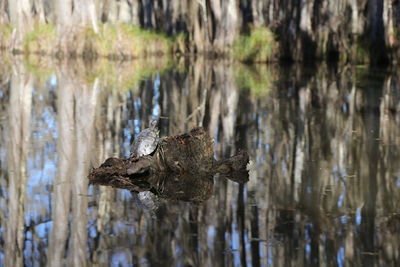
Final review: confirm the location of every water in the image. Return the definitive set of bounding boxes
[0,57,399,266]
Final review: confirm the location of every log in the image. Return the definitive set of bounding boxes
[88,127,249,201]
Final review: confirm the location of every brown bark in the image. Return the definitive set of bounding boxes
[88,127,249,201]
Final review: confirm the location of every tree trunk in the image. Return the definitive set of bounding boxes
[142,0,155,28]
[55,0,73,54]
[8,0,33,51]
[32,0,46,23]
[118,0,132,23]
[383,0,395,52]
[299,0,313,34]
[0,0,8,24]
[209,0,240,51]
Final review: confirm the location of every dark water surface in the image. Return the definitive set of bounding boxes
[0,58,399,266]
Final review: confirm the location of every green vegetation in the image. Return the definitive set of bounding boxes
[86,57,173,90]
[0,51,11,77]
[23,23,56,54]
[234,64,277,96]
[1,23,173,59]
[233,27,278,63]
[24,55,55,78]
[20,55,172,91]
[0,24,12,48]
[174,33,188,54]
[88,24,173,59]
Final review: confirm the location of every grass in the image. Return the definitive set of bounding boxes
[233,27,278,63]
[23,23,56,54]
[0,22,177,91]
[174,33,188,53]
[0,22,173,59]
[87,24,173,59]
[3,23,277,62]
[0,24,12,48]
[0,51,11,77]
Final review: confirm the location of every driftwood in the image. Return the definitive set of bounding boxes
[88,127,249,202]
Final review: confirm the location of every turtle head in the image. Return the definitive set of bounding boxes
[149,119,158,129]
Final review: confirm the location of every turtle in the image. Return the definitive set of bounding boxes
[130,120,159,159]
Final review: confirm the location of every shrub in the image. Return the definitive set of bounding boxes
[233,27,278,63]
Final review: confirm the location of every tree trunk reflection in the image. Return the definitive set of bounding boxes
[0,58,399,266]
[5,60,32,267]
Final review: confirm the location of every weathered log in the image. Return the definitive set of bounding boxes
[88,127,249,201]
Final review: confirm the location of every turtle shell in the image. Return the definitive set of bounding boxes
[130,120,159,158]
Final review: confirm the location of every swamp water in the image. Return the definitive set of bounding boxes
[0,57,399,266]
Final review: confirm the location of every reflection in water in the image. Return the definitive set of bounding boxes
[0,58,399,266]
[4,58,32,267]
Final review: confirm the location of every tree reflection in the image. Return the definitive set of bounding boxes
[4,58,33,267]
[0,57,399,266]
